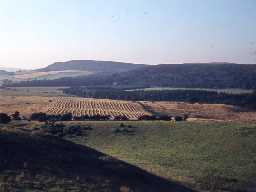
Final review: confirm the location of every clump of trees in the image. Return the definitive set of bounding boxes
[39,123,92,137]
[11,111,21,120]
[113,123,135,135]
[63,87,256,110]
[0,111,187,125]
[74,115,111,121]
[0,111,23,124]
[114,116,129,121]
[0,113,11,124]
[29,112,187,122]
[30,113,73,122]
[138,115,185,121]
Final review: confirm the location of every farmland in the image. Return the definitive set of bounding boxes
[0,87,150,120]
[0,87,66,97]
[140,101,256,123]
[46,97,150,119]
[1,86,256,122]
[1,86,256,191]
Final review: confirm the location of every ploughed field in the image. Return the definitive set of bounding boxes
[0,95,151,120]
[141,101,256,123]
[1,86,256,122]
[46,97,150,119]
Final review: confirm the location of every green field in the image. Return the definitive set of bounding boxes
[1,120,256,191]
[64,121,256,191]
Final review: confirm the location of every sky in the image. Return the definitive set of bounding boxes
[0,0,256,69]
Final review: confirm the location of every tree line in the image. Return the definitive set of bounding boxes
[63,87,256,110]
[0,111,186,124]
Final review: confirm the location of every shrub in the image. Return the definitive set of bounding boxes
[60,113,73,121]
[138,115,155,120]
[114,116,129,121]
[175,116,184,121]
[63,125,82,136]
[0,113,11,124]
[11,111,21,120]
[40,123,65,136]
[30,112,47,122]
[155,115,172,121]
[73,115,90,121]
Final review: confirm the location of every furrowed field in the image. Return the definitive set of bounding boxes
[0,87,150,119]
[46,97,150,119]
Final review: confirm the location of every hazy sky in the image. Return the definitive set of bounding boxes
[0,0,256,69]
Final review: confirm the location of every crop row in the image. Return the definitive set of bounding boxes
[46,98,150,119]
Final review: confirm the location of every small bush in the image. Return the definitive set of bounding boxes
[60,113,73,121]
[175,116,184,121]
[114,116,129,121]
[11,111,21,120]
[63,125,82,136]
[40,123,65,136]
[155,115,172,121]
[30,112,47,122]
[138,115,156,120]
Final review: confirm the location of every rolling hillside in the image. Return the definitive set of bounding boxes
[0,70,14,85]
[1,60,145,85]
[38,60,145,74]
[102,63,256,89]
[0,129,193,192]
[13,63,256,89]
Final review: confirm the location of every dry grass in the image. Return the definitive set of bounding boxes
[0,96,51,117]
[140,101,256,123]
[1,86,256,122]
[0,87,66,96]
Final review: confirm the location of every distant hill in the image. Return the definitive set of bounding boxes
[0,70,14,85]
[104,63,256,89]
[13,63,256,89]
[1,60,145,83]
[38,60,145,74]
[0,70,13,75]
[0,67,21,72]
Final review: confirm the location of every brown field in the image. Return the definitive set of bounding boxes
[0,95,150,120]
[1,87,256,122]
[0,87,66,97]
[0,96,51,117]
[46,97,150,119]
[140,101,256,123]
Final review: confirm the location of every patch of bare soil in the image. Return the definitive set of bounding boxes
[140,101,256,123]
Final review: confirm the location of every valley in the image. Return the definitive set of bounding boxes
[1,61,256,192]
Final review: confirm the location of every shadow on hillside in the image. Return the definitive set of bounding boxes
[0,131,195,192]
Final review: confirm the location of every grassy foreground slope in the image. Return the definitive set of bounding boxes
[0,129,193,192]
[1,121,256,191]
[66,121,256,192]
